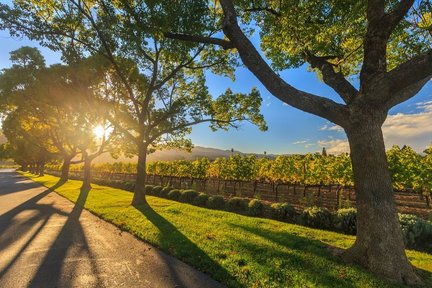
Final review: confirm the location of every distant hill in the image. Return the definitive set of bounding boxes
[93,146,277,164]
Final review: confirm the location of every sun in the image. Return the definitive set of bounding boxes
[93,125,105,138]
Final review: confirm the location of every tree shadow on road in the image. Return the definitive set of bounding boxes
[28,186,103,287]
[135,203,241,288]
[0,181,66,278]
[0,179,102,287]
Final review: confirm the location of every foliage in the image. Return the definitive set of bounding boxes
[160,187,173,198]
[193,192,209,206]
[180,189,199,203]
[270,202,296,220]
[225,197,248,212]
[167,189,181,200]
[300,206,333,229]
[145,185,154,195]
[207,195,226,209]
[47,144,432,192]
[248,199,265,216]
[399,214,432,249]
[335,208,357,235]
[152,186,164,197]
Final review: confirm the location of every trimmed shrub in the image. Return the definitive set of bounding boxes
[123,182,135,191]
[248,199,264,216]
[160,187,172,198]
[152,186,163,196]
[300,206,333,229]
[145,185,155,195]
[168,189,181,200]
[193,193,209,206]
[207,195,226,209]
[399,213,432,249]
[180,189,199,203]
[270,202,295,220]
[335,208,357,235]
[226,197,248,212]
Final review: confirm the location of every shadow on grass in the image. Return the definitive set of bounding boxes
[230,222,432,287]
[135,203,243,288]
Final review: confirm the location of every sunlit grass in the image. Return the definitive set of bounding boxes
[22,172,432,288]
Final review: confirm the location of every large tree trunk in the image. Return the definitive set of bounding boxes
[81,152,92,191]
[38,163,45,176]
[132,143,148,205]
[343,122,421,284]
[60,157,72,182]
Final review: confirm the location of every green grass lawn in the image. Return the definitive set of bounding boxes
[22,172,432,288]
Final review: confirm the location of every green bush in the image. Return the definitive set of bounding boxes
[399,213,432,248]
[168,189,181,200]
[207,195,226,209]
[248,199,265,216]
[270,202,296,220]
[152,186,163,196]
[335,208,357,235]
[160,187,172,198]
[300,206,333,229]
[145,185,155,195]
[180,189,199,203]
[193,193,209,206]
[226,197,248,212]
[123,182,135,191]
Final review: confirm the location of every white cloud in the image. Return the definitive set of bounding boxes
[318,139,350,154]
[320,123,343,132]
[293,140,308,145]
[317,101,432,153]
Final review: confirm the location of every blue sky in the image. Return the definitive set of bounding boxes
[1,29,431,155]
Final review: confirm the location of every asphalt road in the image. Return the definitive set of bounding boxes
[0,169,224,288]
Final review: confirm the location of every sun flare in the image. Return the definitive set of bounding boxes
[93,125,105,138]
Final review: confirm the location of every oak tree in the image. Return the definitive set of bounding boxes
[165,0,432,284]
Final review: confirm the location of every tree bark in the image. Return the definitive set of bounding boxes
[81,152,92,191]
[60,157,72,182]
[132,143,148,205]
[38,163,45,176]
[342,121,421,285]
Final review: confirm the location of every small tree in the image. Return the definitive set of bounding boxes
[321,147,327,157]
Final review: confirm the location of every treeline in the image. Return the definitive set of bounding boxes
[46,144,432,192]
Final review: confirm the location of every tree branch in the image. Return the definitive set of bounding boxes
[384,77,430,109]
[306,53,358,104]
[360,0,415,89]
[164,32,234,50]
[149,118,246,143]
[385,50,432,96]
[217,0,349,126]
[384,0,415,34]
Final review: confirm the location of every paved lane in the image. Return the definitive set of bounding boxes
[0,170,224,288]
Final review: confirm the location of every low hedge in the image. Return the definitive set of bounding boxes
[193,193,209,206]
[335,208,357,235]
[168,189,181,200]
[180,189,199,203]
[103,182,432,253]
[270,202,296,220]
[300,206,333,229]
[248,199,265,216]
[226,197,248,212]
[207,195,226,209]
